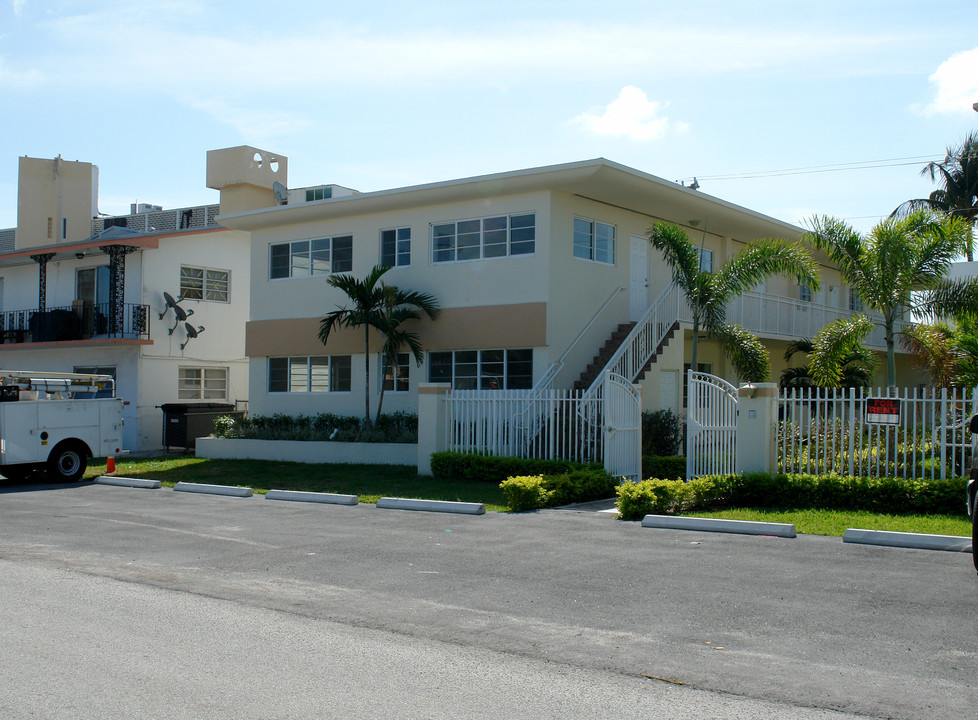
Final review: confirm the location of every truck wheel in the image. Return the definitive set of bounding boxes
[48,443,87,483]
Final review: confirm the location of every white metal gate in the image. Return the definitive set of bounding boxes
[686,371,738,478]
[603,372,642,481]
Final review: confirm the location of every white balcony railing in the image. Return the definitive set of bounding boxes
[673,287,901,350]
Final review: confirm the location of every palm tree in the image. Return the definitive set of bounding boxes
[901,317,978,388]
[893,132,978,261]
[807,211,978,387]
[648,222,821,382]
[319,265,439,426]
[374,286,440,423]
[779,332,877,390]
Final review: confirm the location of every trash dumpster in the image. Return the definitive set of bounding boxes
[160,402,243,450]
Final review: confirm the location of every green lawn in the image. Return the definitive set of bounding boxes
[685,507,971,537]
[86,456,509,511]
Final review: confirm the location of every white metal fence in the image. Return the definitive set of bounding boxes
[779,386,978,479]
[446,388,602,464]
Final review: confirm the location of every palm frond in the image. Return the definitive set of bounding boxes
[809,315,875,388]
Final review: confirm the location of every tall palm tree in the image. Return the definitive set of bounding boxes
[648,222,821,382]
[893,132,978,261]
[374,286,440,423]
[901,318,978,388]
[319,265,439,426]
[807,211,978,386]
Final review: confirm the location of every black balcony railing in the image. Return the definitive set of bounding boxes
[0,302,150,344]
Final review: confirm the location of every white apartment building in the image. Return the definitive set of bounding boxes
[219,157,918,420]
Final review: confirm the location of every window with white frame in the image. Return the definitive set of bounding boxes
[428,349,532,389]
[431,213,535,263]
[180,265,230,302]
[799,280,813,303]
[76,266,110,305]
[269,236,353,279]
[573,218,615,264]
[305,187,332,202]
[178,367,228,400]
[381,228,411,267]
[848,289,863,312]
[381,352,410,392]
[268,356,351,393]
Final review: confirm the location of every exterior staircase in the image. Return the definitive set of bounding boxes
[573,320,679,391]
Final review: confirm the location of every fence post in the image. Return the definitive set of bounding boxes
[735,382,779,474]
[417,383,452,475]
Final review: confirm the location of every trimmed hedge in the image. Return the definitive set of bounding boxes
[616,471,968,521]
[214,412,418,443]
[431,452,597,484]
[500,468,618,511]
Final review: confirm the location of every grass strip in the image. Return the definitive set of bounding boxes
[87,456,509,512]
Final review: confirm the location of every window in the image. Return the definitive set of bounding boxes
[431,213,535,263]
[696,248,714,273]
[573,218,615,264]
[76,266,111,305]
[682,362,713,408]
[799,281,813,303]
[73,365,116,398]
[270,236,353,279]
[178,367,228,400]
[381,353,410,392]
[381,227,411,267]
[849,289,863,312]
[268,356,351,393]
[428,349,532,389]
[305,187,332,202]
[181,265,230,302]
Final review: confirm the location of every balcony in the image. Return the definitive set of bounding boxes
[674,287,902,350]
[0,302,151,345]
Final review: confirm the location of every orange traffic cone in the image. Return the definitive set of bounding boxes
[106,456,116,474]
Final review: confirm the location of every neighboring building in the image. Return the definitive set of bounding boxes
[219,157,919,420]
[0,146,285,449]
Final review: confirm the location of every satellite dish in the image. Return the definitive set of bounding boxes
[273,181,288,206]
[180,324,205,351]
[168,305,194,334]
[159,291,179,319]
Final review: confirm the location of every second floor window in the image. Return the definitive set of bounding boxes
[270,236,353,279]
[432,213,535,263]
[181,265,229,302]
[696,248,713,273]
[381,228,411,267]
[573,218,615,264]
[799,281,813,303]
[849,289,863,312]
[77,266,110,305]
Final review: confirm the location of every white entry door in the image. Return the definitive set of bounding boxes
[629,236,648,321]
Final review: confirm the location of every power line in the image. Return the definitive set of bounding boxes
[679,154,942,183]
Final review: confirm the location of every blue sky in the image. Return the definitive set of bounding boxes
[1,1,976,234]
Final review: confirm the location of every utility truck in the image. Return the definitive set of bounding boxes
[0,371,123,482]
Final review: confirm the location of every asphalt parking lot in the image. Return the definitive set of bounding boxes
[1,478,975,719]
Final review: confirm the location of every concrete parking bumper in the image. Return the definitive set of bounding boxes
[642,514,797,538]
[377,497,486,515]
[173,482,253,498]
[95,476,162,489]
[265,489,358,505]
[843,528,972,553]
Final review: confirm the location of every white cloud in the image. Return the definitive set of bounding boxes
[571,87,689,142]
[12,0,26,16]
[921,47,978,116]
[190,99,313,142]
[0,57,43,87]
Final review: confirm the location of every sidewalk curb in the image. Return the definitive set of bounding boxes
[94,476,162,489]
[173,481,253,498]
[377,497,485,515]
[642,514,797,538]
[265,489,358,505]
[843,528,972,553]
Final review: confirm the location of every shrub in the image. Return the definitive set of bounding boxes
[210,412,418,443]
[615,471,969,520]
[499,468,617,511]
[642,455,685,480]
[642,409,683,456]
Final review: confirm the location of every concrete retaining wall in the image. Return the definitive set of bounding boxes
[196,437,418,466]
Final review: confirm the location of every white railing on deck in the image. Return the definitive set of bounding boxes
[446,388,602,463]
[779,386,977,479]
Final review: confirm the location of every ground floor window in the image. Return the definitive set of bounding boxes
[428,349,532,389]
[381,353,410,392]
[179,367,228,400]
[268,356,351,393]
